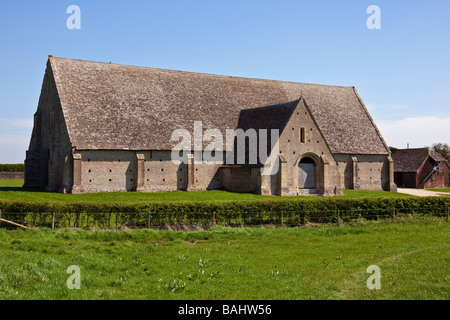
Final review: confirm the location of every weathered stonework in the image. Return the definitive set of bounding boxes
[24,61,72,192]
[0,172,24,179]
[334,154,396,192]
[275,99,343,196]
[24,57,396,196]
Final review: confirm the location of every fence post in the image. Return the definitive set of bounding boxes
[447,207,449,223]
[0,209,2,228]
[281,212,284,227]
[337,209,341,226]
[393,208,396,221]
[212,212,216,227]
[148,212,151,229]
[51,212,55,230]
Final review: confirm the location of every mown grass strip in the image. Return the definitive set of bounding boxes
[0,216,448,300]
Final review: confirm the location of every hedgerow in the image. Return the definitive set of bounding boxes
[0,164,25,172]
[0,196,448,229]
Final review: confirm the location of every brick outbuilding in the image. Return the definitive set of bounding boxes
[392,148,450,189]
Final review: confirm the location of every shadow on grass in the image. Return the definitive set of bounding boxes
[0,186,47,193]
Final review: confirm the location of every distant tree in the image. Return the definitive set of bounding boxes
[432,143,450,162]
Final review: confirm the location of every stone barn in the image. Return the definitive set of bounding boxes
[392,148,450,188]
[24,56,397,196]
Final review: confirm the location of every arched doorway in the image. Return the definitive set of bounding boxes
[298,157,316,189]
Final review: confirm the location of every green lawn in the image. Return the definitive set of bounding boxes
[0,179,414,203]
[427,188,450,193]
[0,179,23,188]
[0,217,448,300]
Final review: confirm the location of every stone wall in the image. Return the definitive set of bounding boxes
[73,150,224,193]
[0,172,24,179]
[77,150,136,193]
[275,99,343,196]
[334,154,391,191]
[222,166,260,193]
[25,61,73,192]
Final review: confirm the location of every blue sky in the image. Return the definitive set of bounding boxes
[0,0,449,163]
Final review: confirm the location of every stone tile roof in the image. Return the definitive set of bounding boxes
[392,148,447,172]
[234,101,298,164]
[238,101,298,133]
[429,148,448,162]
[49,56,389,154]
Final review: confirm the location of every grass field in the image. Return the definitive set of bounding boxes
[0,217,448,300]
[427,188,450,193]
[0,179,414,202]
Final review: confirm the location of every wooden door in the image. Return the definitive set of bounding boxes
[298,162,316,189]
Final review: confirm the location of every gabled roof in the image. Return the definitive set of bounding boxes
[392,148,447,173]
[48,56,389,154]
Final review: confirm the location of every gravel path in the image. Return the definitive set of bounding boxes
[397,188,449,197]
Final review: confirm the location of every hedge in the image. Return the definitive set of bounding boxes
[0,164,25,172]
[0,196,448,229]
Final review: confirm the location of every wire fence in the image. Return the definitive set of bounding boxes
[0,206,448,230]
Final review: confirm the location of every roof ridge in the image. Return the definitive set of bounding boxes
[396,147,428,151]
[48,56,355,89]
